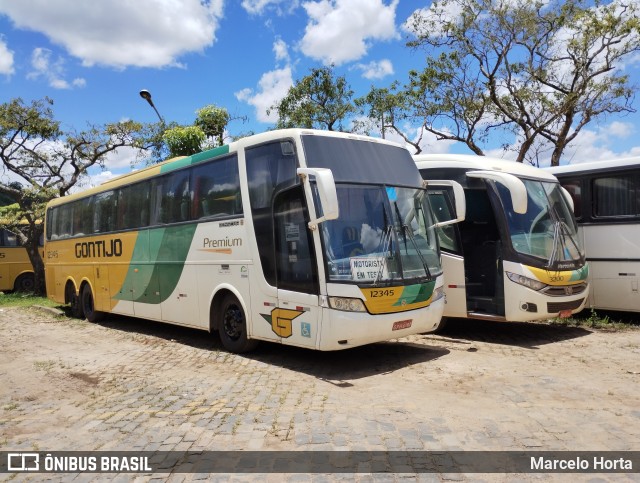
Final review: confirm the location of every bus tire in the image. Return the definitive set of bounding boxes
[81,284,104,323]
[218,294,258,353]
[66,283,83,319]
[13,273,35,293]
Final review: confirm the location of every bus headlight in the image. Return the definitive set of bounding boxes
[506,272,547,291]
[329,297,367,312]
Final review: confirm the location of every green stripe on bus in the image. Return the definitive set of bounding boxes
[116,224,198,304]
[393,281,436,306]
[160,145,230,173]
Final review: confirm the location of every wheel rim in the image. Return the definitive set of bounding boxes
[223,304,243,341]
[18,276,34,292]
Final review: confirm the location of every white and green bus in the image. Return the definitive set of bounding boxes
[415,154,589,323]
[45,129,459,352]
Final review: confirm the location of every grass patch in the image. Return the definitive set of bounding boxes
[0,292,59,308]
[552,309,636,331]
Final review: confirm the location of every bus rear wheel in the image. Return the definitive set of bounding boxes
[218,294,258,353]
[66,284,84,319]
[14,273,35,293]
[82,284,104,323]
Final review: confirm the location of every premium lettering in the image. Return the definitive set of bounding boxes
[203,237,242,248]
[75,239,123,258]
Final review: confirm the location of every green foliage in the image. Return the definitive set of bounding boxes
[407,0,640,164]
[0,292,59,308]
[269,66,356,131]
[162,125,206,158]
[195,105,230,147]
[552,309,636,331]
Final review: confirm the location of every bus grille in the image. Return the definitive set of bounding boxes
[547,299,584,313]
[541,283,588,297]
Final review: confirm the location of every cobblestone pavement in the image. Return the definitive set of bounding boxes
[1,306,639,482]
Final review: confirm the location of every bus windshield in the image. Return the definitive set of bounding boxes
[319,184,440,285]
[497,179,584,268]
[301,134,441,285]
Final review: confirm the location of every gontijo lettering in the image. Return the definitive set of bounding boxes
[75,239,122,258]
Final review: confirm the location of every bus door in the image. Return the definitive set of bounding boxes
[428,185,467,317]
[245,139,319,347]
[462,171,527,318]
[271,186,321,349]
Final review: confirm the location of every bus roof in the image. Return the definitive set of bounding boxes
[546,156,640,176]
[414,153,557,181]
[46,129,408,209]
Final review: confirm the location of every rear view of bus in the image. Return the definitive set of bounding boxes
[416,154,588,322]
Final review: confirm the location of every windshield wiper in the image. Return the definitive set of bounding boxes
[394,201,432,281]
[373,224,393,286]
[546,203,581,269]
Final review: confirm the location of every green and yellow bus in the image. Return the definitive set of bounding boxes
[45,129,459,352]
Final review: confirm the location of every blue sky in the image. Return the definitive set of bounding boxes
[1,0,640,184]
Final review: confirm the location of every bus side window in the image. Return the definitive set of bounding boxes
[593,175,637,217]
[93,191,117,234]
[154,172,191,224]
[191,155,241,220]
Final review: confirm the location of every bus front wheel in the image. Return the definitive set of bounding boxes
[218,294,258,353]
[82,285,104,323]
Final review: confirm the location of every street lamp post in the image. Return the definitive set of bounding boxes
[139,89,165,125]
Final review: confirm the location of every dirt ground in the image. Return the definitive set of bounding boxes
[1,306,639,481]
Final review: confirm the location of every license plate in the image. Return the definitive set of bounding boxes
[392,319,412,331]
[559,309,572,318]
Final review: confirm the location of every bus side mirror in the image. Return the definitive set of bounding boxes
[467,170,528,214]
[297,167,339,229]
[427,180,466,226]
[560,186,575,213]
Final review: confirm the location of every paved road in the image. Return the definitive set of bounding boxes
[0,306,639,482]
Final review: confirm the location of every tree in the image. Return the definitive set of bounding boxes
[354,83,428,153]
[407,0,640,165]
[162,125,206,157]
[195,105,231,147]
[148,104,239,162]
[269,66,356,131]
[0,97,146,294]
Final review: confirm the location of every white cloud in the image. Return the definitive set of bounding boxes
[273,38,290,64]
[560,121,639,165]
[26,47,86,90]
[0,0,224,69]
[300,0,399,66]
[0,37,14,76]
[235,66,294,123]
[483,121,639,166]
[241,0,299,15]
[354,59,393,79]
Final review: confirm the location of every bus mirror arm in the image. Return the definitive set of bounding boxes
[467,171,528,214]
[427,180,466,223]
[297,167,339,229]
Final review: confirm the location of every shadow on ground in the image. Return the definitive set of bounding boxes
[428,317,593,349]
[91,313,449,382]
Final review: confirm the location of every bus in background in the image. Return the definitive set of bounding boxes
[415,154,589,322]
[547,157,640,313]
[45,129,462,353]
[0,228,37,292]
